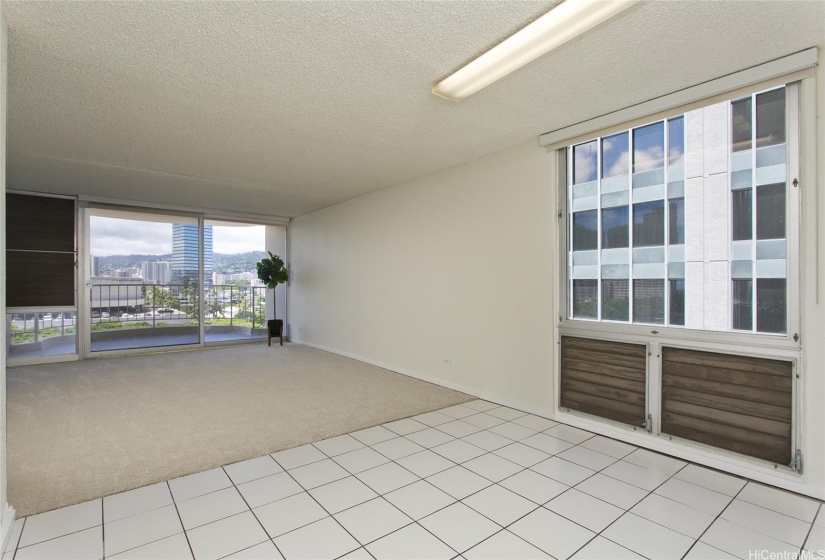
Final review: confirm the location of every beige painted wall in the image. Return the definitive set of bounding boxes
[288,141,557,413]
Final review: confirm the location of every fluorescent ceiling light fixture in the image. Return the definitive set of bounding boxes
[432,0,638,101]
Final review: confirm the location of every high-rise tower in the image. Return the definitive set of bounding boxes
[171,224,213,288]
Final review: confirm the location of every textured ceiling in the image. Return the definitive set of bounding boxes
[4,1,824,219]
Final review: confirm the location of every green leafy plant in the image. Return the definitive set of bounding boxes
[256,252,289,321]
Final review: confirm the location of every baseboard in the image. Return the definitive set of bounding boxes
[1,505,16,554]
[291,339,557,419]
[293,339,484,399]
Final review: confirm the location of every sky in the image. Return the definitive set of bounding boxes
[90,217,266,256]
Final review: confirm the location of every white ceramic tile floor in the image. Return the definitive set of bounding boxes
[18,500,101,548]
[313,435,366,458]
[168,468,232,503]
[333,447,390,475]
[418,502,499,553]
[438,404,478,419]
[435,420,482,439]
[487,421,537,441]
[546,488,624,533]
[8,399,825,560]
[492,442,550,468]
[431,440,486,464]
[334,498,412,545]
[404,428,454,449]
[464,529,550,559]
[369,437,424,460]
[176,487,249,530]
[308,476,378,515]
[236,472,304,509]
[103,483,173,524]
[461,413,506,430]
[383,480,456,520]
[103,504,183,556]
[223,455,284,486]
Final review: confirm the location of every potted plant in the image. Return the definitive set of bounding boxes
[256,252,289,346]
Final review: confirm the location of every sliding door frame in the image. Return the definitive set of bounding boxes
[81,203,206,359]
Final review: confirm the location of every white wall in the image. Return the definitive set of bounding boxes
[289,142,557,412]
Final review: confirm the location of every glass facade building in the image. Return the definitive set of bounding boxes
[566,87,788,334]
[172,224,213,288]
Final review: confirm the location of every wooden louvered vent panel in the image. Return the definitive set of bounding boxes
[560,336,647,427]
[661,347,793,465]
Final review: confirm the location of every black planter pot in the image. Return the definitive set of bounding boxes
[267,319,284,347]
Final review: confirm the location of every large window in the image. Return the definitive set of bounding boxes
[566,86,791,335]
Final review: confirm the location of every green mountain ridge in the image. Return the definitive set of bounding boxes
[97,251,268,274]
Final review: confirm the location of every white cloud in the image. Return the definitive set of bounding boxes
[634,145,664,173]
[90,218,268,256]
[212,225,265,254]
[90,217,172,256]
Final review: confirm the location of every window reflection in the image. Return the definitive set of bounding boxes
[602,206,629,249]
[633,201,665,247]
[573,211,598,251]
[732,189,753,241]
[669,198,685,245]
[573,280,598,319]
[756,279,786,333]
[633,122,665,173]
[574,141,598,184]
[668,117,684,166]
[756,183,785,240]
[602,279,629,321]
[669,279,685,326]
[756,88,785,149]
[601,132,629,178]
[732,279,753,331]
[633,279,664,324]
[732,98,752,153]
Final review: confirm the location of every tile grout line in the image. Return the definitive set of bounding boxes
[167,481,196,560]
[735,488,822,523]
[568,460,692,560]
[220,465,288,559]
[10,517,25,560]
[305,421,502,558]
[706,482,817,550]
[9,519,103,554]
[101,498,105,559]
[799,503,823,554]
[678,472,749,559]
[268,458,373,559]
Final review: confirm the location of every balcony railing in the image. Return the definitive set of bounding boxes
[8,283,268,349]
[89,282,267,329]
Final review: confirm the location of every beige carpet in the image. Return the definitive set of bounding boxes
[7,343,474,517]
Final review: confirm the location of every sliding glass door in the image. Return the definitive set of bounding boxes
[204,220,268,343]
[87,208,201,353]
